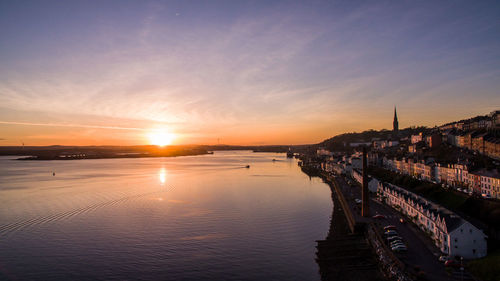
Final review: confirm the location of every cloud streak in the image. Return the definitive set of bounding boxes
[0,121,147,131]
[0,1,499,145]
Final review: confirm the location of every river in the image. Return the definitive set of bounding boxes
[0,151,332,280]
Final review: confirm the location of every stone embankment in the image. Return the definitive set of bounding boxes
[303,165,415,281]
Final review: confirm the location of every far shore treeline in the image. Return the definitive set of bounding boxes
[0,144,313,160]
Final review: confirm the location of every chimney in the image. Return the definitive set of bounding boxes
[362,147,370,217]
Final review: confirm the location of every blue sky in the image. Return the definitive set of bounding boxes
[0,0,499,145]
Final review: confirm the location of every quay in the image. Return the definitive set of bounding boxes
[315,175,384,281]
[312,169,409,281]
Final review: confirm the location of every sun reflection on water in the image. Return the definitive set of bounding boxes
[159,168,166,185]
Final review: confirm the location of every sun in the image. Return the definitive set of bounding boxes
[148,130,176,146]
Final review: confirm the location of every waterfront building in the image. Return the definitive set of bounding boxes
[472,132,488,154]
[475,169,500,199]
[435,164,458,186]
[352,169,379,192]
[408,144,417,153]
[484,137,500,160]
[454,164,470,190]
[456,133,467,148]
[378,182,487,259]
[387,140,399,147]
[351,157,362,170]
[317,148,333,157]
[411,133,423,144]
[373,140,386,150]
[491,110,500,127]
[425,133,442,148]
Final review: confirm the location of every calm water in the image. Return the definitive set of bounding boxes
[0,151,332,281]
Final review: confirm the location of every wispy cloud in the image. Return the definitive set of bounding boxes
[0,121,147,131]
[0,1,499,145]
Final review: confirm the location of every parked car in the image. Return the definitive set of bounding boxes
[384,225,397,231]
[438,255,451,262]
[393,248,407,253]
[445,260,462,268]
[390,239,405,245]
[384,230,398,237]
[373,214,386,219]
[392,245,408,252]
[386,236,403,242]
[389,241,406,248]
[389,238,404,244]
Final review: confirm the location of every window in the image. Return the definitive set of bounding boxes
[473,249,476,254]
[470,229,472,234]
[455,238,458,242]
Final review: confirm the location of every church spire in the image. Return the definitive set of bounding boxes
[393,106,399,133]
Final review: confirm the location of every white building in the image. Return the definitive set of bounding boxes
[351,157,362,170]
[387,140,400,147]
[317,148,332,156]
[352,169,379,192]
[411,134,423,144]
[475,169,500,199]
[378,182,487,259]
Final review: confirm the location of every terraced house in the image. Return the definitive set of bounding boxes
[378,182,487,259]
[383,156,500,199]
[476,169,500,198]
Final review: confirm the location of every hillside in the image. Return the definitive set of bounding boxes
[318,127,430,151]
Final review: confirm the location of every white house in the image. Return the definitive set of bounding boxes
[411,134,423,144]
[351,169,379,193]
[351,157,362,170]
[378,182,487,259]
[317,148,332,156]
[475,169,500,199]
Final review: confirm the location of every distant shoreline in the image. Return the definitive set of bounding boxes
[15,150,211,161]
[0,145,307,161]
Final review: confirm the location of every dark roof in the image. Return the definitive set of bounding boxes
[442,215,465,233]
[380,182,474,233]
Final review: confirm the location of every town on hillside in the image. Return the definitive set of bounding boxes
[296,108,499,280]
[318,108,500,199]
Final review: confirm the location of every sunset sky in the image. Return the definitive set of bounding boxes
[1,0,499,146]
